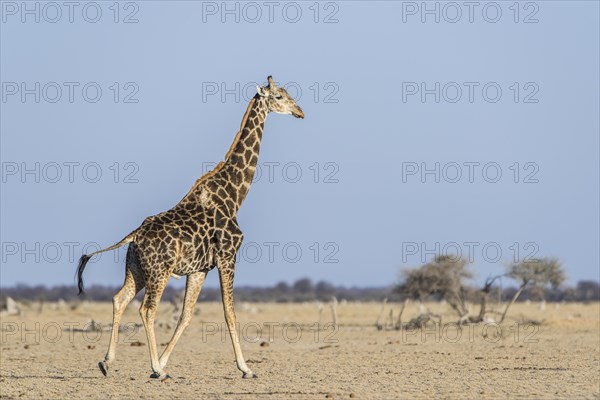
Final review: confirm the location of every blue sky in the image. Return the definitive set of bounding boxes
[1,1,599,289]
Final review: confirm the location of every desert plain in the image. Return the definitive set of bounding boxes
[0,300,598,399]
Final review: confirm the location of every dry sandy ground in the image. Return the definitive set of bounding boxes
[0,300,598,399]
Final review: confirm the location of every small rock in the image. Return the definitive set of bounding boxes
[130,340,145,347]
[349,394,356,398]
[87,345,95,350]
[260,341,269,347]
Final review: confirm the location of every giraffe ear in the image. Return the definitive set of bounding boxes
[256,85,267,97]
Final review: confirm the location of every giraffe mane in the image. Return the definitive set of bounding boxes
[180,97,258,202]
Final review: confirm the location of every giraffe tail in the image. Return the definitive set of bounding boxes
[76,231,136,295]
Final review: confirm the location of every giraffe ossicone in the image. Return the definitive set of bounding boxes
[76,76,304,379]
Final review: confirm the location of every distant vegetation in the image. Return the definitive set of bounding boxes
[1,275,598,304]
[393,255,583,324]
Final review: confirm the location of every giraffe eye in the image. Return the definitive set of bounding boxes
[275,95,283,100]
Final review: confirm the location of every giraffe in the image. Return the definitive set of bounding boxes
[76,76,304,380]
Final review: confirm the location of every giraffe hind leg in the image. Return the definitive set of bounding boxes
[99,267,145,376]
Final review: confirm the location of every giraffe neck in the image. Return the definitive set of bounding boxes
[178,95,269,213]
[220,95,268,209]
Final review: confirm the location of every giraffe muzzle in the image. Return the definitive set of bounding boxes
[292,107,305,119]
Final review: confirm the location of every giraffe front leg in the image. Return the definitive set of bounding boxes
[218,262,256,379]
[158,271,206,369]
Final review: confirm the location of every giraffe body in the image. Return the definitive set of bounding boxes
[76,76,303,379]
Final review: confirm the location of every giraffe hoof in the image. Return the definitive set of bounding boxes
[242,372,258,379]
[98,361,109,377]
[150,372,170,379]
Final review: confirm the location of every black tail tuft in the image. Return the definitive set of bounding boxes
[76,254,92,295]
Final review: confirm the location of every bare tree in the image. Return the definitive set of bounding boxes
[499,257,565,323]
[396,255,472,322]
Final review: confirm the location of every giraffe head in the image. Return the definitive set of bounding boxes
[256,76,304,119]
